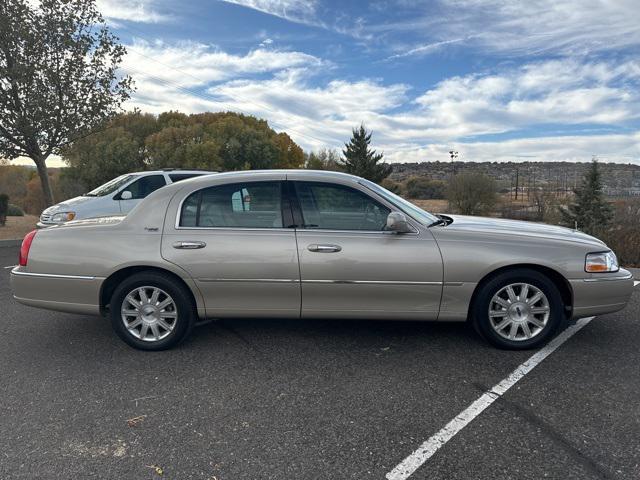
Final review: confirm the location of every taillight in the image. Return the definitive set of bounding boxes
[19,230,37,267]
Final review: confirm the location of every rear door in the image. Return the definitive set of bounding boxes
[161,176,301,318]
[291,180,443,320]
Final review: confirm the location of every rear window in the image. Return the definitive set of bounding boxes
[169,173,205,182]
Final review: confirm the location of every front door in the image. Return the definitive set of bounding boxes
[291,180,443,320]
[161,179,300,318]
[118,174,167,214]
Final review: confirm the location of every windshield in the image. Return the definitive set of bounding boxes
[85,174,136,197]
[360,179,439,226]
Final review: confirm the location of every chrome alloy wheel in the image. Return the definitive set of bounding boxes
[121,286,178,342]
[488,283,550,341]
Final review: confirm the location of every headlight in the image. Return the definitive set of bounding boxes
[585,251,619,273]
[50,211,76,223]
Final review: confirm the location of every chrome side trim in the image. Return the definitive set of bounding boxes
[583,273,633,282]
[11,268,96,280]
[302,280,442,285]
[199,278,298,283]
[197,278,443,285]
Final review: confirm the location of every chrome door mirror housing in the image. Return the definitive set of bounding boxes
[386,211,413,233]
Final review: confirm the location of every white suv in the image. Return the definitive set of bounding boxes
[38,169,215,228]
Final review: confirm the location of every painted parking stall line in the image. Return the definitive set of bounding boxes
[634,281,639,287]
[3,265,17,269]
[386,316,595,480]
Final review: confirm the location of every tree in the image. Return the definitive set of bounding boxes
[447,173,498,215]
[0,193,8,226]
[305,148,342,171]
[0,0,132,206]
[560,158,613,235]
[341,124,391,183]
[61,111,305,190]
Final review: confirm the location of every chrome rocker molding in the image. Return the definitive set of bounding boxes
[11,268,96,281]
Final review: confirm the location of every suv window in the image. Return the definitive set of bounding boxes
[294,182,390,231]
[123,175,167,200]
[169,173,204,182]
[180,181,283,228]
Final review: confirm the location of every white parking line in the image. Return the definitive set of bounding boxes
[386,316,595,480]
[634,281,639,287]
[3,265,17,269]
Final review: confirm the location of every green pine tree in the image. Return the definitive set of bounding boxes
[560,158,613,235]
[341,124,392,183]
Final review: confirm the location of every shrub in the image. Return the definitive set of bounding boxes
[7,204,24,216]
[446,173,498,216]
[599,199,640,267]
[404,177,446,199]
[0,193,8,226]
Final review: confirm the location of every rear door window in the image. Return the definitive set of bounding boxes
[180,181,283,229]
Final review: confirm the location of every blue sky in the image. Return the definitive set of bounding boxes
[88,0,640,165]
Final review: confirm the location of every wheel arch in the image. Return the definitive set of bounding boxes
[99,265,201,316]
[467,263,574,321]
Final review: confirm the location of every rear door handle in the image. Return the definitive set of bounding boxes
[307,244,342,253]
[173,241,206,249]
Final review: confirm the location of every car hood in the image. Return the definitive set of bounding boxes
[42,195,97,214]
[440,214,607,247]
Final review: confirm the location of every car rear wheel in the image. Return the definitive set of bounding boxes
[110,272,196,350]
[472,269,565,350]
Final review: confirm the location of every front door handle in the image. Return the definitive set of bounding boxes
[173,241,206,249]
[307,244,342,253]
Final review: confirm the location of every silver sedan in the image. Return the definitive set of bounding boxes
[11,170,634,350]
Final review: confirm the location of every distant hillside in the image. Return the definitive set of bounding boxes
[390,161,640,196]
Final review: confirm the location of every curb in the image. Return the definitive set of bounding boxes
[0,239,21,248]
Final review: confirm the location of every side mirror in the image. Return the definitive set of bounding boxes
[120,190,132,200]
[386,212,413,233]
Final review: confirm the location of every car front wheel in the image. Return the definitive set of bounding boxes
[110,272,196,350]
[472,269,565,350]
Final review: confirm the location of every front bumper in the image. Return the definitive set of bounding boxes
[569,268,635,319]
[10,267,103,315]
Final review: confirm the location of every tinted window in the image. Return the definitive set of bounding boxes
[124,175,167,200]
[180,182,283,228]
[294,182,390,231]
[169,173,204,182]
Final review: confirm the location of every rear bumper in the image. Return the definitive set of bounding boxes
[10,267,103,315]
[569,269,635,319]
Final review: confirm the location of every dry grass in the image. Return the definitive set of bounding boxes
[409,199,449,213]
[0,215,38,241]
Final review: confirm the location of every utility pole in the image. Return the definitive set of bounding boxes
[449,150,459,176]
[514,167,519,200]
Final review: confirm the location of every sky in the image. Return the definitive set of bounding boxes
[30,0,640,166]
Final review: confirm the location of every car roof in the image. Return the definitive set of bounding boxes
[128,169,217,176]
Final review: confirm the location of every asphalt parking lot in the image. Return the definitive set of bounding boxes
[1,245,639,480]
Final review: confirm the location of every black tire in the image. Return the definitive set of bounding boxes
[472,269,565,350]
[110,271,196,351]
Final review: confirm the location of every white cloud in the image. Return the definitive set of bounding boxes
[384,131,640,164]
[219,0,321,26]
[383,0,640,58]
[413,59,640,137]
[122,39,324,87]
[122,40,640,165]
[96,0,170,24]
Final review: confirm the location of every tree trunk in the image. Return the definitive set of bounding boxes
[33,155,55,207]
